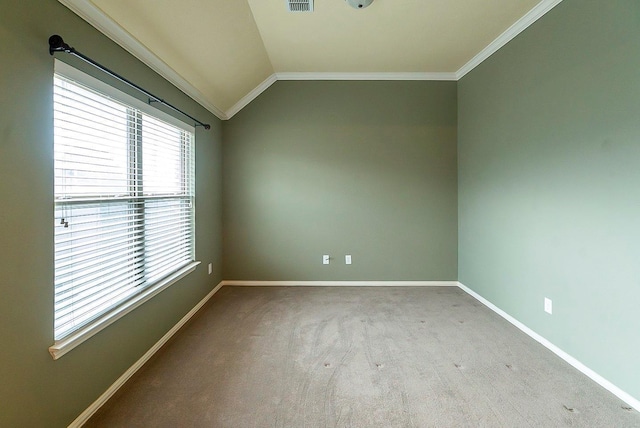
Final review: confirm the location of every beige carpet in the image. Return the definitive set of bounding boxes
[86,286,640,427]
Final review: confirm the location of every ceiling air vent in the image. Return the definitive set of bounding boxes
[287,0,313,12]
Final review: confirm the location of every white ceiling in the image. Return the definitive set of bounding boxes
[59,0,562,119]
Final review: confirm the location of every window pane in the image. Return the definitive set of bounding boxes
[54,201,143,339]
[144,198,193,284]
[54,78,129,198]
[142,114,184,195]
[53,69,195,341]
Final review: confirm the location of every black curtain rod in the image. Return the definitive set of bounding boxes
[48,35,211,130]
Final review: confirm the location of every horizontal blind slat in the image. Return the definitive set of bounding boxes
[53,72,195,340]
[55,264,144,309]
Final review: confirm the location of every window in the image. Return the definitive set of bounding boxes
[51,61,196,355]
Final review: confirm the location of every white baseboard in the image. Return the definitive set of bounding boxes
[457,281,640,412]
[70,279,639,427]
[222,280,458,287]
[68,281,224,428]
[68,279,452,425]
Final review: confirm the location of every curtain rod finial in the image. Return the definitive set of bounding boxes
[49,35,72,55]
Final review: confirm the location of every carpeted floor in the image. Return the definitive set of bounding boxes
[86,286,640,427]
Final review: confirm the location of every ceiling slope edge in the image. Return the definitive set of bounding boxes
[224,72,456,119]
[226,74,278,119]
[230,0,564,118]
[58,0,564,120]
[276,72,457,81]
[456,0,564,79]
[57,0,228,120]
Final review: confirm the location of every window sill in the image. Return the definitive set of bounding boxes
[49,261,201,360]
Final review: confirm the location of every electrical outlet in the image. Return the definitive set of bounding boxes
[208,263,212,275]
[544,297,552,314]
[323,255,330,265]
[345,255,352,265]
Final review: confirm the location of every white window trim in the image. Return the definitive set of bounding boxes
[54,60,195,134]
[50,60,199,360]
[49,261,200,360]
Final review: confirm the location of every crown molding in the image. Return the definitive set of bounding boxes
[57,0,227,120]
[225,74,278,119]
[223,71,456,118]
[59,0,564,120]
[276,72,457,81]
[222,71,455,118]
[455,0,564,79]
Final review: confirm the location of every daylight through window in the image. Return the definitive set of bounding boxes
[53,67,195,340]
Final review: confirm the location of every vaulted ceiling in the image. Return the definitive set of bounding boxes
[59,0,562,119]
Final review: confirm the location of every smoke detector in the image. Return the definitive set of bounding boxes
[345,0,373,9]
[287,0,313,12]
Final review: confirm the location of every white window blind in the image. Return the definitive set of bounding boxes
[53,68,195,340]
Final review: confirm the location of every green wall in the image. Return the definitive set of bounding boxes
[0,1,223,426]
[222,81,458,281]
[4,0,638,424]
[458,0,640,402]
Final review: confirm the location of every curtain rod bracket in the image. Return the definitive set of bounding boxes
[48,34,211,131]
